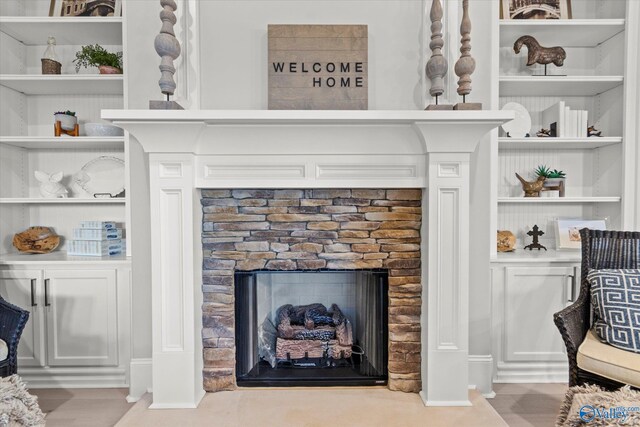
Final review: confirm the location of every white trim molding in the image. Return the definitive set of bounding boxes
[126,358,153,403]
[104,109,512,408]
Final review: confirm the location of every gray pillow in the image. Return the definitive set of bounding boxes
[588,269,640,354]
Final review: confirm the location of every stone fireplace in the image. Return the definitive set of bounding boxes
[201,189,422,392]
[104,109,512,408]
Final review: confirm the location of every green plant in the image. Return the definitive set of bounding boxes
[54,110,75,116]
[73,44,123,72]
[535,165,566,178]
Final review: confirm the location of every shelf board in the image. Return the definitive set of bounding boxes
[499,76,623,96]
[498,197,621,204]
[0,251,130,266]
[0,198,125,204]
[500,19,625,48]
[0,136,124,150]
[493,249,580,264]
[498,137,622,150]
[0,17,122,45]
[0,75,123,95]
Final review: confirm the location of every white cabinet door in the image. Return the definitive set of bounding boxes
[503,267,575,363]
[45,269,118,367]
[0,270,45,367]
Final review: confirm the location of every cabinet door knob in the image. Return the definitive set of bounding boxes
[44,278,51,307]
[30,279,37,307]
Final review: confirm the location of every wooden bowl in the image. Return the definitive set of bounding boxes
[13,227,60,254]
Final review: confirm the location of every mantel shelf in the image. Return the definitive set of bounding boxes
[498,197,621,204]
[499,76,623,96]
[0,136,124,150]
[499,19,625,48]
[1,75,123,95]
[0,17,123,45]
[498,137,622,150]
[103,109,514,155]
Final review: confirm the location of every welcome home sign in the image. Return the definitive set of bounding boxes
[268,24,368,110]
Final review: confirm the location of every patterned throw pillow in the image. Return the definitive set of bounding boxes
[588,269,640,354]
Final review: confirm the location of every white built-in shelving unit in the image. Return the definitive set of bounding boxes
[0,0,130,263]
[493,0,636,257]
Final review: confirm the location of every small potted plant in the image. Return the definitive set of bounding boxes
[535,165,566,197]
[73,44,123,74]
[54,110,77,131]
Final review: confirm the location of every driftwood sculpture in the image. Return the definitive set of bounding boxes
[514,35,566,75]
[13,226,60,254]
[515,173,546,197]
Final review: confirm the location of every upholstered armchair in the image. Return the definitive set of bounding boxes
[0,297,29,377]
[554,229,640,390]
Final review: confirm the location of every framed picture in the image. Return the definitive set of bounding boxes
[501,0,572,20]
[556,219,606,250]
[49,0,122,17]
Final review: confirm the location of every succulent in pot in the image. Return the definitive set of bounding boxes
[54,110,77,131]
[535,165,566,197]
[73,44,123,74]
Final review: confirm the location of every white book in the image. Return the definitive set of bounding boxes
[72,228,122,240]
[564,107,574,138]
[541,101,565,137]
[67,239,126,254]
[581,110,589,137]
[79,221,117,230]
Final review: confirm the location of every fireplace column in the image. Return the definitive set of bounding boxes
[414,123,487,406]
[148,153,204,408]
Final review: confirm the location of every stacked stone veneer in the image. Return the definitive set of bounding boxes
[201,189,422,393]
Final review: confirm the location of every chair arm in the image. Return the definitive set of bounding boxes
[554,293,590,385]
[0,298,29,375]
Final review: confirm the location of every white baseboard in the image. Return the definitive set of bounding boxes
[468,354,495,398]
[494,361,569,383]
[127,358,152,403]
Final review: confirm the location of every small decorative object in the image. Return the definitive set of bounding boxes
[150,0,184,110]
[73,44,123,74]
[515,172,545,197]
[501,102,531,137]
[453,0,481,110]
[588,126,602,137]
[83,123,124,137]
[556,219,606,249]
[49,0,121,17]
[41,36,61,74]
[497,230,516,252]
[73,156,125,198]
[501,0,572,19]
[536,165,566,197]
[54,110,79,136]
[35,171,68,198]
[514,36,566,76]
[536,128,552,137]
[524,225,546,251]
[13,226,61,254]
[425,0,453,111]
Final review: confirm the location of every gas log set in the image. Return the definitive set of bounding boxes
[275,303,355,365]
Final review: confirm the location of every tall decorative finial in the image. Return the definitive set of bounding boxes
[425,0,453,110]
[453,0,482,110]
[150,0,183,109]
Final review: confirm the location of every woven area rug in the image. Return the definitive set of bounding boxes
[556,384,640,426]
[0,375,45,427]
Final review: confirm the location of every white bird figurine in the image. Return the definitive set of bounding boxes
[34,171,68,198]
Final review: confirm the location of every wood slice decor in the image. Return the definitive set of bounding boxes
[268,25,368,110]
[13,226,60,254]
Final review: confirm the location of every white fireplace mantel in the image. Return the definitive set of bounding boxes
[103,109,513,408]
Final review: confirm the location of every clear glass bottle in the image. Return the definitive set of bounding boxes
[41,36,61,74]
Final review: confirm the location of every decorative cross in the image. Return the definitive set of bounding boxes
[524,225,547,251]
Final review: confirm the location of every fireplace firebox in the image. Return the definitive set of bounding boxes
[235,270,388,387]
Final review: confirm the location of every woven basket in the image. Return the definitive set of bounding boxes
[41,58,61,74]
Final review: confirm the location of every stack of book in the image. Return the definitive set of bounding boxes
[67,221,125,256]
[541,101,589,138]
